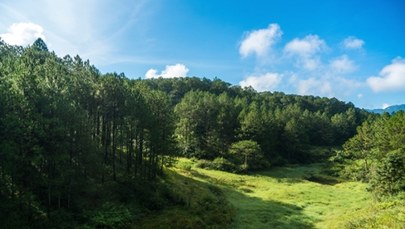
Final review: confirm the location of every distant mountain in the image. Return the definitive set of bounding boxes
[368,104,405,114]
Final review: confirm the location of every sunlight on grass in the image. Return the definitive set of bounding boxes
[174,158,376,228]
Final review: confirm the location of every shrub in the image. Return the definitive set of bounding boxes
[195,159,214,169]
[89,202,133,229]
[212,157,237,172]
[195,157,237,172]
[369,150,405,197]
[177,160,193,171]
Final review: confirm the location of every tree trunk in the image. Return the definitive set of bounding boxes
[112,115,116,181]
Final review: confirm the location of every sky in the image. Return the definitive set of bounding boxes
[1,0,404,109]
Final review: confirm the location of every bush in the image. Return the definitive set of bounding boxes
[369,150,405,197]
[177,160,193,171]
[195,157,237,172]
[195,159,214,169]
[89,202,133,229]
[212,157,237,172]
[339,160,369,181]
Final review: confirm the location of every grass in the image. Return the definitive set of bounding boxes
[138,168,234,228]
[141,158,404,228]
[172,158,399,229]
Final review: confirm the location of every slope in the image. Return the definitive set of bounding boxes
[170,159,397,229]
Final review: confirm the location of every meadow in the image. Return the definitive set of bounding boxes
[159,158,404,229]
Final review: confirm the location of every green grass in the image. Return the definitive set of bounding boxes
[337,198,405,229]
[170,158,405,229]
[138,168,234,228]
[140,158,404,228]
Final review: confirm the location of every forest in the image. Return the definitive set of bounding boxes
[0,39,404,228]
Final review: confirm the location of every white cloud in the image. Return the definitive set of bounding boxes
[0,0,148,65]
[145,64,189,79]
[239,72,282,92]
[0,22,45,46]
[302,57,321,71]
[290,72,362,98]
[297,77,332,96]
[335,76,363,95]
[284,35,326,70]
[239,23,282,58]
[343,36,364,49]
[329,55,356,73]
[284,35,326,57]
[382,103,390,109]
[145,69,158,79]
[367,58,405,92]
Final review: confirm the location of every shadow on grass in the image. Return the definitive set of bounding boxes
[255,164,340,185]
[225,187,315,229]
[138,170,234,229]
[305,175,340,185]
[185,169,315,229]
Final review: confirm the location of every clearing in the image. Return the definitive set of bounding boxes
[174,159,372,228]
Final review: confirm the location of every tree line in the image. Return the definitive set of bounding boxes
[143,77,369,170]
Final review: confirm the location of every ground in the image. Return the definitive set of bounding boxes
[140,159,404,228]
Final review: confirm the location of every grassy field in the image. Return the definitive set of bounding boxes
[170,158,404,229]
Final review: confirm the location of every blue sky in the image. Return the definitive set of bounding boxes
[1,0,404,109]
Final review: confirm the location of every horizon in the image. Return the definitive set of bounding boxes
[1,0,404,109]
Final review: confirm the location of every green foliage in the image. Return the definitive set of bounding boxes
[32,38,48,52]
[339,112,405,197]
[0,38,176,227]
[369,150,405,197]
[174,90,237,159]
[195,157,237,172]
[212,157,237,171]
[89,202,133,229]
[171,79,367,164]
[229,140,264,171]
[177,159,193,171]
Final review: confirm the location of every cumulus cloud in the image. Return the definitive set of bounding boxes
[145,64,189,79]
[335,76,363,95]
[0,22,45,46]
[289,72,362,98]
[239,23,282,58]
[329,55,356,73]
[367,58,405,92]
[284,35,326,70]
[301,57,321,71]
[239,72,282,92]
[343,36,364,49]
[296,77,332,96]
[284,35,326,57]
